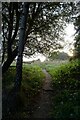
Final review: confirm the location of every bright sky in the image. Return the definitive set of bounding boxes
[62,23,76,56]
[23,53,46,62]
[23,23,76,62]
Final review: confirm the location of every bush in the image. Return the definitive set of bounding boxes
[3,64,45,95]
[48,60,80,90]
[50,90,80,119]
[3,64,45,119]
[47,59,80,118]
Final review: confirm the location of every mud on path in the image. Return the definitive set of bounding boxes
[29,69,54,119]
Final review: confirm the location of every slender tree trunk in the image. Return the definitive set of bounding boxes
[2,23,5,64]
[14,3,30,91]
[2,2,39,74]
[2,47,18,73]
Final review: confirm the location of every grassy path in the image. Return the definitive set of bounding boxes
[29,69,54,119]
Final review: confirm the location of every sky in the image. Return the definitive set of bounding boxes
[23,23,76,62]
[62,23,76,56]
[23,53,46,62]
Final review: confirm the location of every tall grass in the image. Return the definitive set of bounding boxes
[22,65,45,95]
[47,60,80,90]
[3,64,45,94]
[47,59,80,118]
[3,64,45,119]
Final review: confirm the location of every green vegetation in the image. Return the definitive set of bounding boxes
[47,60,80,90]
[50,90,80,119]
[3,64,45,118]
[3,64,45,95]
[47,60,80,119]
[39,60,68,69]
[22,65,45,95]
[3,60,80,119]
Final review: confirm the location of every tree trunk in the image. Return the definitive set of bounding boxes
[2,47,18,74]
[14,3,30,91]
[2,23,6,64]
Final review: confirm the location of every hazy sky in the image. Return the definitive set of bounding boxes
[62,23,76,56]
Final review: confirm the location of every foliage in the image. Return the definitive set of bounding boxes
[2,2,21,62]
[47,59,80,90]
[47,59,80,118]
[2,2,75,72]
[3,64,45,118]
[43,60,68,72]
[22,64,45,95]
[50,90,80,119]
[74,2,80,59]
[49,52,69,60]
[48,51,59,60]
[3,64,45,95]
[3,60,80,118]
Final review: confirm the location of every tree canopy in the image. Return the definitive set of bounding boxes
[2,2,76,73]
[74,1,80,58]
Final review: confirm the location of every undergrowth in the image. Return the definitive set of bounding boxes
[2,64,45,119]
[47,59,80,119]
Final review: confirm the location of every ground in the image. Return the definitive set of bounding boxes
[29,69,54,119]
[2,60,80,119]
[2,68,54,119]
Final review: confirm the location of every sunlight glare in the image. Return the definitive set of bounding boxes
[63,23,76,56]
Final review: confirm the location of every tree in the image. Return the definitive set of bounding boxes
[15,3,30,90]
[2,2,21,73]
[15,2,76,90]
[48,51,59,60]
[74,1,80,59]
[2,2,74,74]
[49,51,69,60]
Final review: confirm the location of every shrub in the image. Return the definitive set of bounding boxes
[48,59,80,90]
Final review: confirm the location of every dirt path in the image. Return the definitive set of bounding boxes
[29,69,54,119]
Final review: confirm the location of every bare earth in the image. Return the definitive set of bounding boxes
[29,69,54,119]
